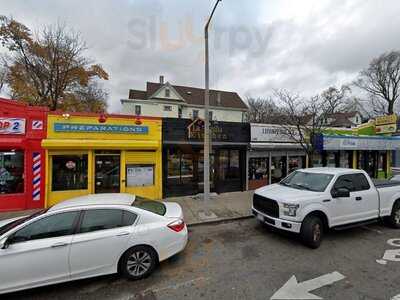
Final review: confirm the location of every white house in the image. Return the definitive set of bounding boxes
[120,76,248,122]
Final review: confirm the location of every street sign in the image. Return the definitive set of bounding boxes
[270,272,346,300]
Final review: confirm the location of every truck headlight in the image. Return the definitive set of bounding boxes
[283,203,300,217]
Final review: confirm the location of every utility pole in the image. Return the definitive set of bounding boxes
[204,0,222,201]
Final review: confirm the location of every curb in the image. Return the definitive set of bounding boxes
[187,214,254,227]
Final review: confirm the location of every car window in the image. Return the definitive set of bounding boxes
[132,197,166,215]
[333,175,355,192]
[353,174,370,191]
[79,209,137,233]
[10,211,79,243]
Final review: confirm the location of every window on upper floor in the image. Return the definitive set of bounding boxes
[178,106,182,118]
[164,105,172,112]
[135,105,141,116]
[209,111,213,121]
[193,110,199,119]
[165,88,170,97]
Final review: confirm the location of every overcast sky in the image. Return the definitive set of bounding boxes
[1,0,400,112]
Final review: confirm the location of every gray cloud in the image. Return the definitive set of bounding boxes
[1,0,400,111]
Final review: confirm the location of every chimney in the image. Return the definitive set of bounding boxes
[159,75,164,84]
[217,91,221,106]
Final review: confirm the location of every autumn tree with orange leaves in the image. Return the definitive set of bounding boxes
[0,16,109,112]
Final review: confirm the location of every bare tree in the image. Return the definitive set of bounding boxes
[246,97,278,123]
[320,85,351,114]
[275,89,345,166]
[355,51,400,115]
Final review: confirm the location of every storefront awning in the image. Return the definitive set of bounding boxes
[41,139,160,150]
[250,142,303,150]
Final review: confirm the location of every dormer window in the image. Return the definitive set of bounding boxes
[165,88,170,98]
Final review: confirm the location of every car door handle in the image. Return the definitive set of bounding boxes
[51,242,68,248]
[116,232,130,237]
[356,196,362,201]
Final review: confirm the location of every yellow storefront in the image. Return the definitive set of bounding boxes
[42,113,162,207]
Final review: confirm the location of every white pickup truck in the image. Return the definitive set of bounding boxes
[252,168,400,248]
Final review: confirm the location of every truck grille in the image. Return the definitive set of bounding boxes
[253,194,279,218]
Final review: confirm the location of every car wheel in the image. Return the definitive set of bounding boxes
[300,216,323,249]
[120,245,158,280]
[387,201,400,229]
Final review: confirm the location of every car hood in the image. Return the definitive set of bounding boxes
[163,202,184,220]
[254,184,324,204]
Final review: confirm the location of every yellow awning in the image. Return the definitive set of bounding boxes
[41,139,160,150]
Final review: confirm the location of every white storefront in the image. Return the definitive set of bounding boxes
[247,124,306,190]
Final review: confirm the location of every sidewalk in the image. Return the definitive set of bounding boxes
[165,190,254,225]
[0,191,254,225]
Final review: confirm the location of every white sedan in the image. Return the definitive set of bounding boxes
[0,193,188,294]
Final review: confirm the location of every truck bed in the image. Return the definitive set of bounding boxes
[373,179,400,188]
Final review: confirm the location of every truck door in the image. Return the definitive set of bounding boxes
[330,174,378,225]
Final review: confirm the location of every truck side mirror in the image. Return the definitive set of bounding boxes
[332,188,350,198]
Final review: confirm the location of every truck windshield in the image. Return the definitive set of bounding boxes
[280,171,333,192]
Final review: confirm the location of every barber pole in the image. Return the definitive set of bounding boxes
[32,152,41,201]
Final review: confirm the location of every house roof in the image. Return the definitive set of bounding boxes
[128,82,248,110]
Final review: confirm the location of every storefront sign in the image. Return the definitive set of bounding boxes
[376,115,397,134]
[0,118,26,135]
[376,115,397,126]
[251,124,300,143]
[54,123,149,134]
[376,124,397,134]
[322,135,400,151]
[126,165,154,186]
[187,119,229,141]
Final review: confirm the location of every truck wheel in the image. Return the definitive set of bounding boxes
[387,201,400,229]
[300,216,323,249]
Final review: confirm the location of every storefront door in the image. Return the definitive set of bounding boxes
[95,152,120,193]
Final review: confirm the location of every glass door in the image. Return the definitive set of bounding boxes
[95,152,121,193]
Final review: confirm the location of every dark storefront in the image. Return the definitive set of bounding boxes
[163,118,250,197]
[315,134,396,179]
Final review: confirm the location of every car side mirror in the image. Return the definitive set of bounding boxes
[0,238,9,250]
[332,188,350,198]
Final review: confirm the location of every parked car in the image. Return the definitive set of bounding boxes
[252,168,400,248]
[0,193,188,294]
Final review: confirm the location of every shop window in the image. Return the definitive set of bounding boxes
[52,155,88,191]
[288,156,304,174]
[248,157,269,190]
[312,153,323,167]
[167,149,194,185]
[271,156,286,183]
[219,150,240,181]
[126,164,154,187]
[0,150,24,194]
[324,151,339,168]
[340,151,351,168]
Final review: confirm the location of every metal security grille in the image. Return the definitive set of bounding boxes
[253,193,279,218]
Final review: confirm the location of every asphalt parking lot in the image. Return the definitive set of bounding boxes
[6,218,400,300]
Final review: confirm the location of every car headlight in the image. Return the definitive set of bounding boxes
[283,203,300,217]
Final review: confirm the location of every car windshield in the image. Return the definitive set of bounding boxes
[132,197,166,216]
[280,171,334,192]
[0,209,48,237]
